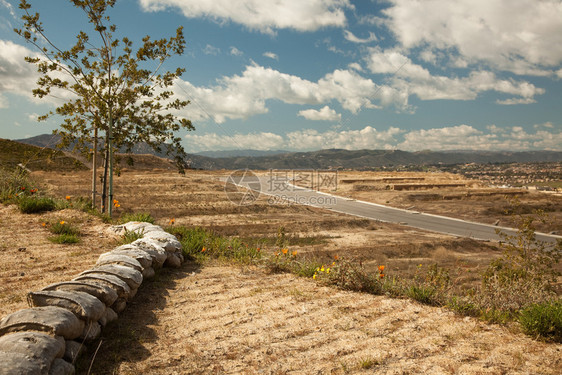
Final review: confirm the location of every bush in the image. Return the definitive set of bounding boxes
[18,196,56,214]
[49,220,80,236]
[519,301,562,342]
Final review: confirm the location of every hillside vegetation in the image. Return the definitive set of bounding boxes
[0,138,87,171]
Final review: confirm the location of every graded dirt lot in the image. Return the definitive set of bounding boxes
[1,168,561,374]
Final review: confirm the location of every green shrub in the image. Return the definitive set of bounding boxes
[119,212,155,224]
[406,285,438,305]
[49,233,80,244]
[18,196,56,214]
[120,229,144,244]
[519,301,562,342]
[49,220,80,236]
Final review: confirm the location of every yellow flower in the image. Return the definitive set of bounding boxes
[320,266,325,272]
[326,268,331,274]
[313,273,317,279]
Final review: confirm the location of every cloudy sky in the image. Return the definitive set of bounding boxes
[1,0,561,153]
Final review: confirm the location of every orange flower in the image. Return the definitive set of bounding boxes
[379,274,385,279]
[59,220,65,225]
[281,248,288,255]
[292,250,298,257]
[201,246,206,252]
[65,195,71,200]
[378,265,385,272]
[20,186,26,191]
[334,255,339,261]
[169,218,175,225]
[41,222,46,227]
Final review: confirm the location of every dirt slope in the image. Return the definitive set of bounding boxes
[85,264,561,374]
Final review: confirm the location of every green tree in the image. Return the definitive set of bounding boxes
[15,0,194,214]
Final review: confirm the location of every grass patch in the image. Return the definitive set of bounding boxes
[48,233,80,244]
[17,196,57,214]
[119,212,155,224]
[120,229,144,244]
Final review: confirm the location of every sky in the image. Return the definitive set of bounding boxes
[0,0,561,153]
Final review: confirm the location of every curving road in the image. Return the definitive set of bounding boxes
[227,173,562,244]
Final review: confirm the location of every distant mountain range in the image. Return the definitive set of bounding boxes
[15,134,562,170]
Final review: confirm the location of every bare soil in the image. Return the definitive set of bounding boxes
[1,169,561,374]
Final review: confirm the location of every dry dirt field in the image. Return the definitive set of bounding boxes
[1,168,561,374]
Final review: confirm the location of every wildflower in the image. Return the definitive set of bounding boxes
[65,195,71,200]
[378,265,385,272]
[313,273,317,279]
[320,266,325,272]
[20,186,26,191]
[201,247,206,253]
[379,274,385,279]
[332,261,336,266]
[326,268,331,274]
[291,250,298,257]
[41,222,46,227]
[169,218,175,225]
[113,199,118,204]
[30,188,37,194]
[334,255,339,261]
[257,247,261,252]
[59,221,65,225]
[281,248,288,255]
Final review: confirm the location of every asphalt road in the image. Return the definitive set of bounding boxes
[226,173,562,244]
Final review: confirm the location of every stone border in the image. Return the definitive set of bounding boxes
[0,221,184,374]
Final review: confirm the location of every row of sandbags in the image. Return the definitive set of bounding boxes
[0,222,184,375]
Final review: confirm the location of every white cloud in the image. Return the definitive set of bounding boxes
[230,47,243,56]
[0,0,15,19]
[174,63,408,123]
[382,0,562,75]
[298,106,341,121]
[139,0,353,34]
[203,44,220,55]
[366,48,545,102]
[0,40,42,104]
[263,52,278,60]
[183,124,562,152]
[343,30,377,43]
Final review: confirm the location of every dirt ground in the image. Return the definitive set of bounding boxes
[1,168,561,374]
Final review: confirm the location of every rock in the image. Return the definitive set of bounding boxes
[73,273,132,300]
[27,290,106,323]
[42,281,118,307]
[82,264,143,290]
[0,307,84,340]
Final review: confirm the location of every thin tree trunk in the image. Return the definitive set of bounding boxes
[101,132,110,213]
[91,126,98,209]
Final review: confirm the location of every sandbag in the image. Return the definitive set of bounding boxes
[42,281,118,306]
[82,264,143,290]
[96,254,144,272]
[130,239,168,268]
[63,340,84,363]
[0,332,65,372]
[0,307,84,340]
[27,291,106,323]
[48,358,75,375]
[142,231,182,253]
[0,351,45,375]
[73,273,131,300]
[142,267,155,279]
[111,298,127,313]
[164,252,182,268]
[102,246,153,269]
[79,321,101,342]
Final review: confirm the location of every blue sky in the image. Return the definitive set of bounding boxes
[1,0,561,153]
